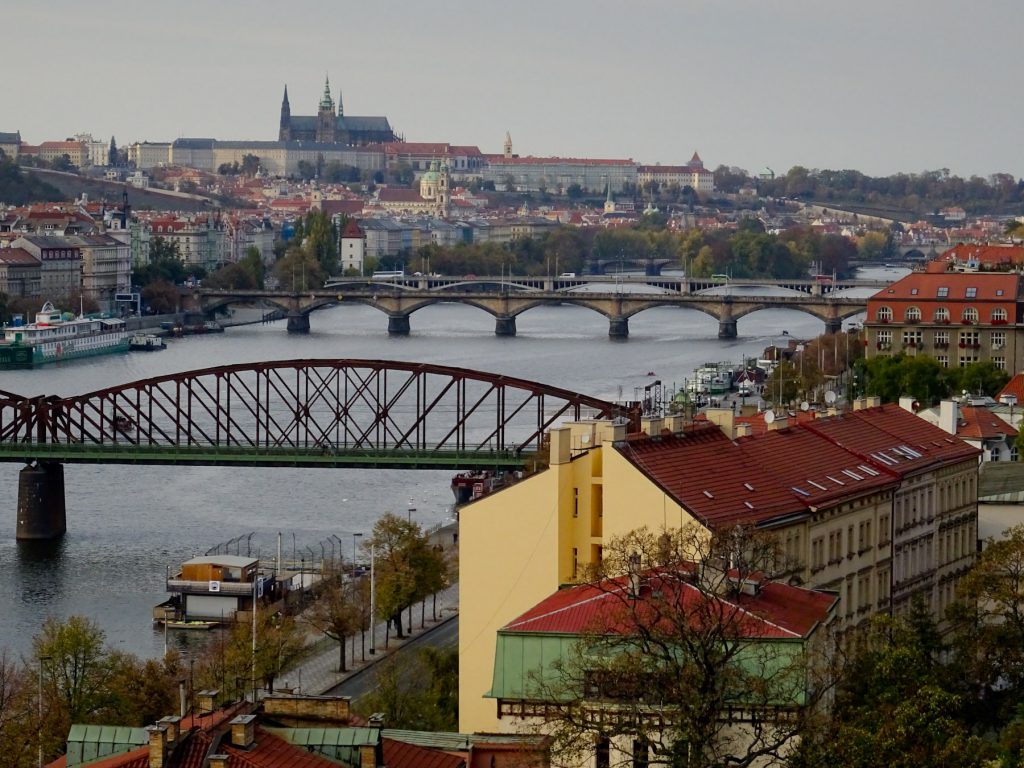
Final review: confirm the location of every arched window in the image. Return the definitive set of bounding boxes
[934,307,950,323]
[962,307,979,323]
[992,307,1008,323]
[905,306,921,322]
[876,306,892,322]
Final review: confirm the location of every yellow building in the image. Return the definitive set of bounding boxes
[459,404,979,733]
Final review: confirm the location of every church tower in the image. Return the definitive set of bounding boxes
[439,161,451,218]
[503,131,513,159]
[279,85,292,141]
[316,75,337,144]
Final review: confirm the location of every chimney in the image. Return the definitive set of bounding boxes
[367,713,386,728]
[640,416,663,436]
[867,396,881,408]
[197,689,220,714]
[898,396,916,413]
[663,414,684,433]
[704,408,734,438]
[230,714,257,748]
[359,744,377,768]
[156,716,181,745]
[146,725,169,768]
[735,421,752,438]
[939,400,959,435]
[179,681,187,718]
[549,427,571,465]
[767,414,789,431]
[595,419,628,444]
[852,397,868,411]
[209,756,229,768]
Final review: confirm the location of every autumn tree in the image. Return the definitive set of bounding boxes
[357,647,458,731]
[273,248,325,291]
[525,525,832,768]
[305,565,369,673]
[367,513,448,640]
[0,652,35,768]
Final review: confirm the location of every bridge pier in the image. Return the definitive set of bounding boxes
[388,315,411,336]
[825,317,843,334]
[718,319,738,339]
[645,261,661,277]
[17,462,66,541]
[286,312,310,334]
[609,317,629,338]
[494,316,517,336]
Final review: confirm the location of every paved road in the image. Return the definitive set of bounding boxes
[326,615,458,706]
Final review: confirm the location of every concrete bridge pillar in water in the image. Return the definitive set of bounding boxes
[645,260,661,276]
[388,314,411,336]
[609,317,629,338]
[286,311,310,334]
[17,462,66,540]
[494,316,517,336]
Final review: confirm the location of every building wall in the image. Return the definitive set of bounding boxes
[459,468,562,733]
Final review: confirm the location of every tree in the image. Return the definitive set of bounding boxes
[34,616,118,728]
[240,154,261,176]
[141,280,179,314]
[304,567,368,672]
[108,137,118,167]
[203,262,257,290]
[525,525,830,768]
[367,513,448,640]
[0,651,35,768]
[273,248,325,291]
[793,610,988,768]
[357,647,458,731]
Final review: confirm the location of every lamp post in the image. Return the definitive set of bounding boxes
[38,654,51,768]
[369,542,376,655]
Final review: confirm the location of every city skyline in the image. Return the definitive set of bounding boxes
[7,0,1022,179]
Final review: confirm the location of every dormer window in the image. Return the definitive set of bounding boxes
[937,287,949,298]
[876,306,893,322]
[905,306,921,322]
[962,307,978,323]
[934,307,950,322]
[966,287,977,298]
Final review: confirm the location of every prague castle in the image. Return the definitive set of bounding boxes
[278,76,395,146]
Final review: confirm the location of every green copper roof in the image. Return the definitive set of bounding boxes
[66,724,148,767]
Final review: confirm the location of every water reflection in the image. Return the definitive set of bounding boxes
[17,538,67,604]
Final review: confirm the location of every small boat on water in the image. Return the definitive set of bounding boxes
[0,302,129,369]
[129,333,166,351]
[160,619,217,631]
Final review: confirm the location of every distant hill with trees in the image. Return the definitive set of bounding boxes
[714,165,1024,217]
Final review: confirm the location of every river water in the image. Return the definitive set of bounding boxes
[0,270,894,659]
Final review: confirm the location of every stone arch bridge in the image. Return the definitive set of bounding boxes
[185,279,869,339]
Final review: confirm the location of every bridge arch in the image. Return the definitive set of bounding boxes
[0,360,632,461]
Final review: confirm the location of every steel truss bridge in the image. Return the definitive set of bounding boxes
[0,360,630,470]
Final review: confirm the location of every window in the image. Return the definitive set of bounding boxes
[905,306,921,321]
[992,307,1008,323]
[993,356,1006,370]
[962,307,979,323]
[934,306,950,322]
[934,330,949,347]
[936,354,949,368]
[877,329,892,348]
[633,740,649,768]
[965,287,977,298]
[902,330,921,348]
[937,286,949,297]
[910,287,919,295]
[596,737,610,768]
[991,446,1001,462]
[960,330,979,347]
[960,353,979,367]
[992,330,1006,349]
[876,306,893,322]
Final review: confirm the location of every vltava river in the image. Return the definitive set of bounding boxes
[0,276,884,658]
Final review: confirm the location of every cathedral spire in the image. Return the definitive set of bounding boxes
[337,88,344,117]
[319,75,335,111]
[282,84,290,110]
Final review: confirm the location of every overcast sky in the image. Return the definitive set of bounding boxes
[7,0,1019,179]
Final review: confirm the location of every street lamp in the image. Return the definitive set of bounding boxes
[369,542,376,655]
[407,500,417,524]
[38,654,51,768]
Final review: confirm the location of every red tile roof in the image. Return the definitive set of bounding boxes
[803,404,980,475]
[503,568,836,640]
[224,728,341,768]
[0,247,39,265]
[319,200,364,217]
[869,270,1021,303]
[383,737,465,768]
[955,406,1016,440]
[943,243,1024,267]
[615,424,804,527]
[997,373,1024,405]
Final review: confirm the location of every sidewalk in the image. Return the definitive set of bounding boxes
[279,521,460,696]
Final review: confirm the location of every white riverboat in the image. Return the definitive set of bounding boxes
[0,302,130,369]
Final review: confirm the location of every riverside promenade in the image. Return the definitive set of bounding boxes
[279,521,460,696]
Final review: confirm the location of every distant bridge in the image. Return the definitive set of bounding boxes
[1,360,631,539]
[187,275,881,338]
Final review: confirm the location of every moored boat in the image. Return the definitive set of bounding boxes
[0,302,129,369]
[129,333,166,351]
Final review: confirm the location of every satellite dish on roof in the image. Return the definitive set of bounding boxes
[764,410,776,424]
[800,401,810,412]
[824,390,837,405]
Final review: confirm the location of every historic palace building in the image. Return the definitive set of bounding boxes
[278,76,395,146]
